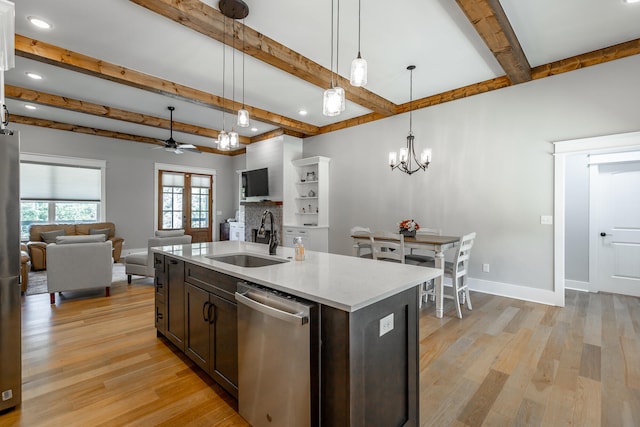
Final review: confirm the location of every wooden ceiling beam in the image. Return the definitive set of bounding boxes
[128,0,397,116]
[319,76,513,134]
[14,34,319,136]
[5,85,251,145]
[455,0,531,84]
[11,114,244,156]
[531,38,640,79]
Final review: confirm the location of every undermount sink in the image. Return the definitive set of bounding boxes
[206,253,289,268]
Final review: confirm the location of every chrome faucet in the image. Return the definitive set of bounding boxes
[257,209,279,255]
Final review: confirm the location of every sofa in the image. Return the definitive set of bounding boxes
[27,222,124,270]
[20,244,30,294]
[124,230,192,282]
[46,235,113,304]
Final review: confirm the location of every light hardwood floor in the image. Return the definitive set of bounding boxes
[1,281,639,426]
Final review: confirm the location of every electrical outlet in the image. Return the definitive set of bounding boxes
[540,215,553,225]
[379,313,394,337]
[482,263,490,273]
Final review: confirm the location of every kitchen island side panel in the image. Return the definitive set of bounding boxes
[321,286,419,426]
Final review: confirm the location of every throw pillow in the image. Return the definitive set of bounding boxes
[89,227,111,238]
[56,234,106,244]
[41,229,66,244]
[155,229,185,237]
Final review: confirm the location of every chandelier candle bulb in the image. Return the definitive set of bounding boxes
[400,147,409,164]
[389,152,397,166]
[421,149,432,165]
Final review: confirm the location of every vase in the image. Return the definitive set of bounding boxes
[400,229,416,237]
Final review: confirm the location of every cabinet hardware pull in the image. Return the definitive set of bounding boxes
[202,301,210,322]
[208,303,216,324]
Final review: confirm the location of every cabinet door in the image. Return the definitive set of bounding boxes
[185,283,211,372]
[165,257,185,350]
[211,293,238,396]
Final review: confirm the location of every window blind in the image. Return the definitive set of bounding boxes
[20,162,102,201]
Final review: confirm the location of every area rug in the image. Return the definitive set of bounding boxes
[26,262,129,296]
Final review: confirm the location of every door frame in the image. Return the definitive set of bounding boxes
[553,130,640,303]
[154,162,217,239]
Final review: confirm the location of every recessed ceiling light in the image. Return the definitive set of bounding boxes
[298,109,308,116]
[26,72,43,80]
[27,16,52,29]
[24,104,37,110]
[250,127,258,132]
[623,0,640,3]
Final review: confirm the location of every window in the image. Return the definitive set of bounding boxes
[20,155,105,240]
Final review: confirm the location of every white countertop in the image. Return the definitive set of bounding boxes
[155,241,442,312]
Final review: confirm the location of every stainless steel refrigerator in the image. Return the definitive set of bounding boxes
[0,130,21,411]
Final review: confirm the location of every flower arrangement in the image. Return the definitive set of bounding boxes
[398,219,420,233]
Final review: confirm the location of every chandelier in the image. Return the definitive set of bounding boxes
[389,65,432,175]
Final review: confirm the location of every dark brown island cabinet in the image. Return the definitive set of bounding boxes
[154,253,420,426]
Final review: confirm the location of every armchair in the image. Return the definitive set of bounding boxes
[46,235,113,304]
[125,231,192,283]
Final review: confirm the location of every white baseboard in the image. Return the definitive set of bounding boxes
[468,277,564,307]
[565,279,590,292]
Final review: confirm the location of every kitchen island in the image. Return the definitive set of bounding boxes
[153,241,441,427]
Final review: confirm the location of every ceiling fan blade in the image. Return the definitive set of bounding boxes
[178,143,196,149]
[182,147,202,154]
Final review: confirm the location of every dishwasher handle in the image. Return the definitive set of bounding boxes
[235,291,309,325]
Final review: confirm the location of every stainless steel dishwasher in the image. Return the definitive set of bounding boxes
[235,282,318,427]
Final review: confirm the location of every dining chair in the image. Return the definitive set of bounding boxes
[351,226,373,258]
[420,232,476,318]
[405,227,442,265]
[369,232,405,263]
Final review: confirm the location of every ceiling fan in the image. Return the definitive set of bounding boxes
[156,106,201,154]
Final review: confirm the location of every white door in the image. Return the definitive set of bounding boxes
[594,160,640,296]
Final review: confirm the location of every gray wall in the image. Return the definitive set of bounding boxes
[14,53,640,299]
[564,153,590,283]
[15,124,241,252]
[302,54,640,293]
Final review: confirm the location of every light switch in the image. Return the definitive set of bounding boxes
[540,215,553,225]
[379,313,394,337]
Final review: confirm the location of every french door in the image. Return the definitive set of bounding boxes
[158,170,213,243]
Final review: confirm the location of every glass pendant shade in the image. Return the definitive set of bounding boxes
[420,148,432,166]
[323,86,345,117]
[237,108,250,127]
[218,130,229,150]
[399,146,409,164]
[389,151,397,167]
[350,54,367,87]
[229,130,239,149]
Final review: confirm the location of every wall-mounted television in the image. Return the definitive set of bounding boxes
[242,167,269,198]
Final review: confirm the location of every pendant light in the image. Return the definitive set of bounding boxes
[218,0,249,149]
[323,0,345,116]
[237,19,250,128]
[217,15,230,150]
[389,65,432,175]
[349,0,367,87]
[228,19,239,149]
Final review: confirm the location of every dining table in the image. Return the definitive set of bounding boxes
[351,232,461,318]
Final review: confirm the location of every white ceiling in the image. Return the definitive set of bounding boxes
[4,0,640,150]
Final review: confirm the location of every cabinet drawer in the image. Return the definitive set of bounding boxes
[184,263,238,302]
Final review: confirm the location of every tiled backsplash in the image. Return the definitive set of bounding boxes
[242,202,283,243]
